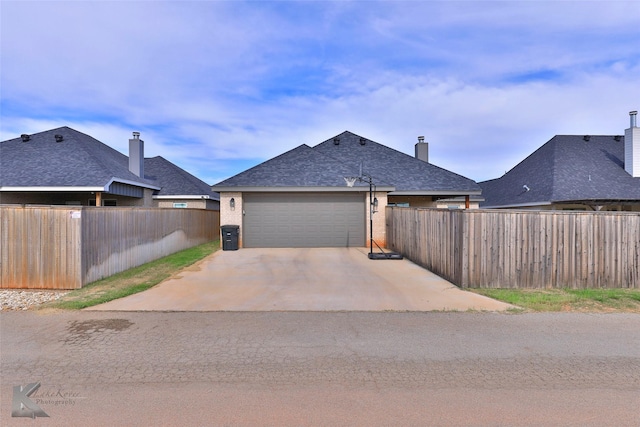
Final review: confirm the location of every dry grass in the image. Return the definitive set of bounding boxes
[470,288,640,313]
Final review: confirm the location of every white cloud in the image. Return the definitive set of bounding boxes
[2,1,639,185]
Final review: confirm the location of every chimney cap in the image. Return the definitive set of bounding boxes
[630,111,638,115]
[132,131,141,139]
[417,136,425,143]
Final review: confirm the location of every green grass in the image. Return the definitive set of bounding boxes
[470,287,640,312]
[43,240,220,310]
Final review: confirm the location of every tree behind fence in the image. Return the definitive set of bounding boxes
[386,207,639,289]
[1,206,220,290]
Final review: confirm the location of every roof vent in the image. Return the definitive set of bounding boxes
[583,135,591,141]
[333,137,340,145]
[359,137,366,145]
[54,134,64,143]
[614,135,622,141]
[20,134,30,142]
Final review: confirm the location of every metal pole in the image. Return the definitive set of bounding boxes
[369,178,373,257]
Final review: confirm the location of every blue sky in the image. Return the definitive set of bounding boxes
[2,1,639,184]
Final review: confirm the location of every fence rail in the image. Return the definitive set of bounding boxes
[1,206,220,289]
[386,207,639,289]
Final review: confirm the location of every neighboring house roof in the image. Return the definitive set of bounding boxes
[0,127,158,191]
[145,156,219,200]
[0,126,218,201]
[214,131,480,195]
[479,135,640,208]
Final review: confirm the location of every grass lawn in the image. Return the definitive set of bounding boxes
[470,287,640,313]
[42,240,219,310]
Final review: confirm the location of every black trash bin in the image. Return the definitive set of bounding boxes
[221,225,239,251]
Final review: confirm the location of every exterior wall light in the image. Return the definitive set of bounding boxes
[372,197,379,213]
[230,197,235,210]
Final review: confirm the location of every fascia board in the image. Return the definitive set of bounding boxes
[153,195,219,200]
[212,186,395,192]
[389,190,483,196]
[0,186,107,192]
[482,201,553,209]
[107,177,161,191]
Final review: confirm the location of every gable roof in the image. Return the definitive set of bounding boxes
[213,131,480,195]
[213,144,393,191]
[145,156,219,200]
[0,127,158,191]
[314,131,480,195]
[479,135,640,208]
[0,126,216,200]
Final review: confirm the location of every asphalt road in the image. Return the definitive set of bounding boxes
[1,311,639,426]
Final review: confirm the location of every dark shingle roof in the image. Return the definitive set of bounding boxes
[479,135,640,208]
[314,131,480,194]
[0,127,156,188]
[214,131,480,194]
[0,127,216,199]
[214,144,388,188]
[145,156,219,199]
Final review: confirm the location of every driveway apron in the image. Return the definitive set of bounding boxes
[88,248,513,311]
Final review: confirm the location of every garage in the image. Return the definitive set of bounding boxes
[243,192,365,248]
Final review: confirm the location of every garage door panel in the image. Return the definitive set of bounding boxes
[243,193,365,248]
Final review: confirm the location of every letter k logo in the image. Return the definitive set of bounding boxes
[12,382,49,418]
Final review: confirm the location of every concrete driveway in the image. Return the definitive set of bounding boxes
[89,248,513,312]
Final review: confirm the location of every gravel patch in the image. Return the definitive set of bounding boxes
[0,290,70,311]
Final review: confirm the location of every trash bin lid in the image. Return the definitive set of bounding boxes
[221,224,239,229]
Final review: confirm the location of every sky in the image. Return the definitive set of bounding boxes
[1,1,639,185]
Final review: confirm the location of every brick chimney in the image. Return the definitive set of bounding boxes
[415,136,429,163]
[625,111,639,177]
[129,131,144,177]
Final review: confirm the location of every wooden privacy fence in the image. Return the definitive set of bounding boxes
[1,206,220,290]
[386,207,640,289]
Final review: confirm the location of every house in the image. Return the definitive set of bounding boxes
[212,131,481,248]
[480,111,640,211]
[0,127,219,210]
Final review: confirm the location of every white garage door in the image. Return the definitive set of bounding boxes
[243,193,365,248]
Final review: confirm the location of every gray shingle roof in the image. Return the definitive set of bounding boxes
[0,127,216,199]
[314,131,480,194]
[0,127,156,188]
[213,144,386,189]
[479,135,640,208]
[145,156,219,199]
[214,131,480,194]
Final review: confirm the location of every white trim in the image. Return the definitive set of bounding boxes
[1,177,161,192]
[0,186,106,192]
[389,190,482,196]
[106,177,161,191]
[212,186,395,192]
[482,201,553,209]
[153,195,218,200]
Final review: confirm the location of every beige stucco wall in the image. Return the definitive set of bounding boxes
[155,199,220,210]
[368,191,388,248]
[388,195,479,210]
[435,201,480,209]
[219,192,244,246]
